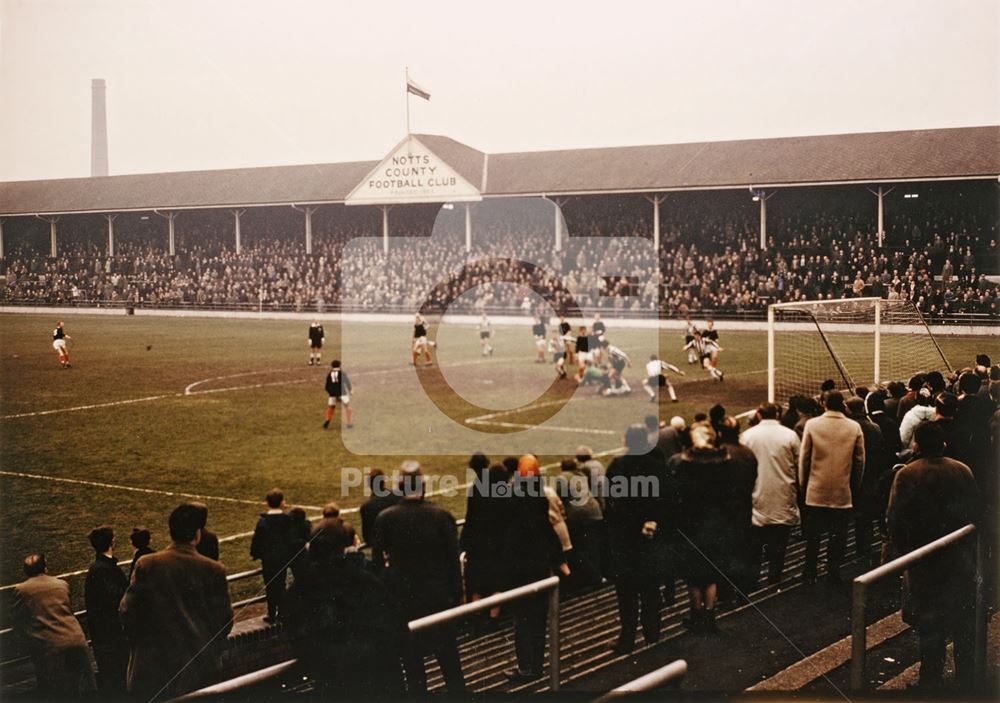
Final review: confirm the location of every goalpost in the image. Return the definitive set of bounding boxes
[767,297,952,403]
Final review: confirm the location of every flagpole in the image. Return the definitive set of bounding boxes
[405,66,411,135]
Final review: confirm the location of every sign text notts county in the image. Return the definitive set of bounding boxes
[369,155,457,190]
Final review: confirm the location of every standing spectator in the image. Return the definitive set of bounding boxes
[287,506,313,581]
[359,468,401,546]
[129,527,155,581]
[575,445,607,511]
[846,396,890,563]
[656,416,686,459]
[372,462,466,695]
[555,458,605,587]
[865,390,902,458]
[606,426,673,650]
[283,518,405,699]
[899,388,935,449]
[799,391,865,584]
[897,374,928,423]
[119,504,233,698]
[716,416,758,598]
[740,402,801,586]
[887,421,980,691]
[501,455,569,682]
[190,501,220,561]
[461,461,512,632]
[85,526,129,694]
[12,554,96,698]
[250,488,296,623]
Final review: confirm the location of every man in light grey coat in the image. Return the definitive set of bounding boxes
[740,402,801,586]
[799,391,865,583]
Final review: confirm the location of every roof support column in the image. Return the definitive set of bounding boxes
[154,210,178,256]
[646,194,665,250]
[552,197,570,253]
[754,190,775,250]
[36,215,59,257]
[867,186,894,248]
[231,209,245,254]
[0,218,5,259]
[292,205,318,255]
[381,205,390,254]
[464,203,472,253]
[104,214,117,257]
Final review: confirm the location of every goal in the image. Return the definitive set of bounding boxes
[767,297,952,404]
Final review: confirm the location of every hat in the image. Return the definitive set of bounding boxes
[575,445,593,459]
[517,454,541,477]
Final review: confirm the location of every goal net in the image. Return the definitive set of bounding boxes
[768,297,952,404]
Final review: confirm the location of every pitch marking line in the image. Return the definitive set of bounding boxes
[2,393,178,420]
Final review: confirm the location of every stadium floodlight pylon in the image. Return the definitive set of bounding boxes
[767,297,952,404]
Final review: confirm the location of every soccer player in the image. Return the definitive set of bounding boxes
[531,316,547,363]
[643,353,684,403]
[602,339,631,386]
[592,313,606,340]
[558,315,574,364]
[52,321,72,368]
[683,330,724,381]
[575,326,591,380]
[412,313,437,366]
[478,314,494,356]
[548,333,567,379]
[703,319,720,344]
[684,317,699,364]
[308,321,325,366]
[323,360,353,429]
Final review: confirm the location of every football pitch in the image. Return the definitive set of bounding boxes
[0,312,995,614]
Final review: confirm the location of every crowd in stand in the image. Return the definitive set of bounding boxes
[2,202,996,319]
[9,354,997,698]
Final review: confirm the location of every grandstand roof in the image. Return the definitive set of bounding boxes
[1,126,997,216]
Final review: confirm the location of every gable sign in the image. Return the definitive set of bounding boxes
[345,135,482,205]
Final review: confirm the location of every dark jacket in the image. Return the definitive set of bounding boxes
[360,492,402,545]
[84,554,129,650]
[870,411,902,457]
[372,498,463,618]
[119,543,233,698]
[196,528,220,561]
[886,454,980,624]
[853,415,890,513]
[461,482,514,596]
[283,554,405,699]
[499,476,565,588]
[250,512,297,567]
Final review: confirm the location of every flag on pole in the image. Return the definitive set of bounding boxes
[406,76,431,101]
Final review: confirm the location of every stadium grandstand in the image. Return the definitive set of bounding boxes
[1,126,998,322]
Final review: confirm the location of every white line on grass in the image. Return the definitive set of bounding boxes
[1,393,178,420]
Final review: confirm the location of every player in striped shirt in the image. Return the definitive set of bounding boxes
[547,333,568,379]
[683,331,724,381]
[643,354,684,403]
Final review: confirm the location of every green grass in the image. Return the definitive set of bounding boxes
[1,312,996,617]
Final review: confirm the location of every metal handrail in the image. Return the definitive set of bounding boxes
[167,575,562,701]
[592,659,688,701]
[849,523,982,689]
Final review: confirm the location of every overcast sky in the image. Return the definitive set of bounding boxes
[1,0,997,182]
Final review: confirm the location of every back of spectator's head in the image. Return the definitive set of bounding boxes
[821,390,845,412]
[644,414,659,431]
[502,456,520,475]
[309,518,354,559]
[990,365,1000,382]
[991,381,1000,404]
[575,445,593,462]
[865,390,886,414]
[689,421,717,450]
[799,396,822,416]
[976,354,991,367]
[958,371,982,396]
[709,404,726,426]
[820,379,837,393]
[289,506,307,521]
[169,503,203,543]
[907,374,927,392]
[669,416,686,432]
[925,371,946,394]
[757,402,781,420]
[131,527,152,549]
[624,424,651,453]
[693,412,708,423]
[718,416,740,445]
[517,454,541,477]
[887,381,906,399]
[187,501,209,529]
[322,502,340,519]
[265,488,284,509]
[399,460,424,496]
[367,468,387,493]
[915,386,933,406]
[855,386,870,400]
[23,554,46,577]
[560,458,577,474]
[934,392,957,419]
[468,452,490,472]
[845,396,866,418]
[913,420,946,455]
[88,525,114,554]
